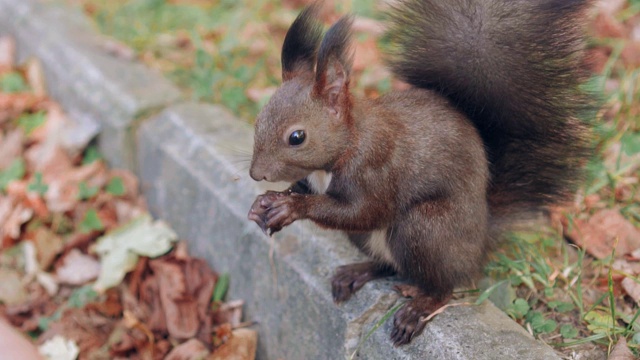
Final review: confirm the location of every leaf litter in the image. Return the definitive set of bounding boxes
[0,36,255,360]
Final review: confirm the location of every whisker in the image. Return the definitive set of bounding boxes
[218,144,254,157]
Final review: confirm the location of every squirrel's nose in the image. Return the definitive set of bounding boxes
[249,168,266,182]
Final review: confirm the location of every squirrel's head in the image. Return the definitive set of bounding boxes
[250,4,354,183]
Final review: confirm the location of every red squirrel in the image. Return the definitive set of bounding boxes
[248,0,593,345]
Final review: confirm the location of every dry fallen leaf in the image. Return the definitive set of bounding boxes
[2,202,33,241]
[592,12,625,39]
[92,214,177,292]
[24,57,47,98]
[23,241,58,296]
[0,93,48,123]
[38,306,116,357]
[152,265,203,337]
[564,209,640,259]
[38,335,80,360]
[0,129,24,169]
[596,0,627,15]
[0,36,16,68]
[25,146,74,185]
[3,283,54,332]
[210,328,257,360]
[45,160,107,212]
[164,338,210,360]
[621,40,640,68]
[0,195,15,244]
[213,299,244,328]
[621,277,640,304]
[613,259,640,276]
[149,256,215,341]
[608,337,635,360]
[113,199,146,224]
[55,249,100,286]
[29,227,64,270]
[138,271,168,333]
[0,269,28,305]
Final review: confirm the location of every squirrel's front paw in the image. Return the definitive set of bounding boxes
[248,191,288,235]
[264,194,303,232]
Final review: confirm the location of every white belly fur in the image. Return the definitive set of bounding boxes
[307,170,332,194]
[307,171,396,267]
[368,229,397,267]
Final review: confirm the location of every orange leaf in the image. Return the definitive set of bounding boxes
[564,209,640,259]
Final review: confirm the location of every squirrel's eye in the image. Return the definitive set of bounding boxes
[288,130,306,146]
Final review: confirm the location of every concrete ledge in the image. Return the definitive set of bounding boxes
[0,0,561,358]
[0,0,182,169]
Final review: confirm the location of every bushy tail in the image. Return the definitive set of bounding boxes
[385,0,594,218]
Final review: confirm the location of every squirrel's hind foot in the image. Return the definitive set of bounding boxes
[331,262,395,303]
[391,287,452,346]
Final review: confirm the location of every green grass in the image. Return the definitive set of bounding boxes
[484,230,640,355]
[80,0,282,120]
[71,0,381,121]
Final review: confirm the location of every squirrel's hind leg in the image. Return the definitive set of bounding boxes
[391,286,452,346]
[331,262,395,303]
[385,198,486,345]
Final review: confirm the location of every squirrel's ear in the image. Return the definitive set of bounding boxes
[281,3,323,81]
[314,15,354,117]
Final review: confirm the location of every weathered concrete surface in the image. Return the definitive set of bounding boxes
[138,102,561,360]
[0,0,182,170]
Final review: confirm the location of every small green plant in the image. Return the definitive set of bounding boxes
[0,71,29,93]
[213,273,229,303]
[37,285,99,331]
[506,298,530,319]
[526,311,558,335]
[0,158,25,191]
[82,145,102,165]
[78,181,99,200]
[105,177,125,196]
[79,209,104,233]
[560,324,579,339]
[27,172,48,196]
[67,285,99,308]
[17,111,46,135]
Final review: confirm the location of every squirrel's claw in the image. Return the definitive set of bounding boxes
[265,196,300,230]
[248,191,291,235]
[248,207,269,235]
[390,290,452,346]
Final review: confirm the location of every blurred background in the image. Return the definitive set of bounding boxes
[64,0,395,121]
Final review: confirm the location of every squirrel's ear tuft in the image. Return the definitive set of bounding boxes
[314,15,354,117]
[281,3,323,81]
